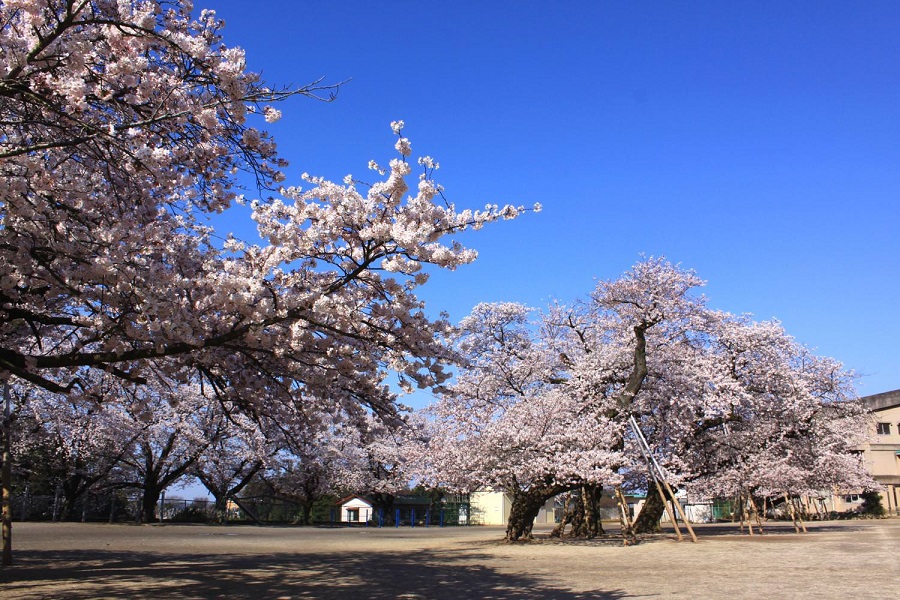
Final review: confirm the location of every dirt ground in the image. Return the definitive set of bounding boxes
[1,518,898,599]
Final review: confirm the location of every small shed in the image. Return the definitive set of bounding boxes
[336,495,374,523]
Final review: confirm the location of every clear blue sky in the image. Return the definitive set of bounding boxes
[205,0,899,399]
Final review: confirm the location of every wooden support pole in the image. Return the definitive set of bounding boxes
[661,478,697,542]
[741,491,754,536]
[615,486,636,546]
[628,415,686,541]
[794,497,807,533]
[653,477,683,541]
[811,496,823,521]
[784,493,801,534]
[747,494,764,533]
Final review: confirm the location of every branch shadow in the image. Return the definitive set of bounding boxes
[1,548,639,599]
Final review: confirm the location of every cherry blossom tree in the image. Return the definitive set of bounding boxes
[424,258,675,541]
[259,420,365,525]
[0,0,535,557]
[17,384,140,520]
[109,378,221,523]
[425,259,874,541]
[0,0,533,422]
[255,411,418,525]
[190,409,272,519]
[652,314,874,525]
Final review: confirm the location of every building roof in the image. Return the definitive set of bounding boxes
[335,494,373,506]
[861,389,900,412]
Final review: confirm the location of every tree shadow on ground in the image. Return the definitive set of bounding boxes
[529,520,871,545]
[1,548,639,599]
[662,521,870,538]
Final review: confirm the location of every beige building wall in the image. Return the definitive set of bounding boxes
[469,490,556,525]
[860,392,900,515]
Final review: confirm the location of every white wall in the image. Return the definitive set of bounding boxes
[339,498,373,523]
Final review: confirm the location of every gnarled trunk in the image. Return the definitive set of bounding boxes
[633,487,665,534]
[551,485,605,539]
[506,483,571,542]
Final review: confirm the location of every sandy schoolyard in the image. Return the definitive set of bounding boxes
[1,518,898,599]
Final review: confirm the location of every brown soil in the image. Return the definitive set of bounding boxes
[1,518,898,599]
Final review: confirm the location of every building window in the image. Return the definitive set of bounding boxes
[877,422,891,435]
[844,494,862,503]
[347,508,359,522]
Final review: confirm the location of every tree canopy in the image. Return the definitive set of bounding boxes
[0,0,532,425]
[421,259,873,540]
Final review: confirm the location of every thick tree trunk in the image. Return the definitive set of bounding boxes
[208,492,228,522]
[2,383,12,566]
[550,485,605,539]
[295,499,313,526]
[506,483,571,542]
[141,485,160,523]
[580,485,605,538]
[59,477,81,521]
[633,487,665,534]
[213,494,228,513]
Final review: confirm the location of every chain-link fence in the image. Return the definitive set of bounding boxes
[7,491,473,526]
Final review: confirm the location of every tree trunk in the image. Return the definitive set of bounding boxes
[550,492,576,538]
[550,485,605,539]
[580,484,605,538]
[141,486,160,523]
[506,483,571,542]
[298,500,313,526]
[370,492,395,525]
[208,492,228,523]
[633,488,665,534]
[2,383,12,566]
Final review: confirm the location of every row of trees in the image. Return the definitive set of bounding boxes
[10,380,417,524]
[6,255,876,542]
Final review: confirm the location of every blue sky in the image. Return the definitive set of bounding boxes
[205,0,899,399]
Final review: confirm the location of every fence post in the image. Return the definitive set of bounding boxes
[52,482,62,522]
[20,485,29,521]
[395,508,400,528]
